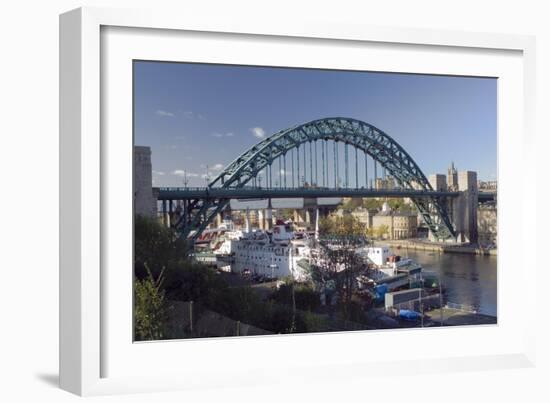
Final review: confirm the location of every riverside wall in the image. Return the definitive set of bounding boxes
[373,239,497,256]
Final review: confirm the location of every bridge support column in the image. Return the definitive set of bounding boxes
[449,171,478,243]
[183,200,188,227]
[245,207,250,233]
[162,199,170,227]
[315,208,320,241]
[258,210,265,230]
[168,200,174,227]
[266,200,273,230]
[293,209,306,223]
[305,209,311,224]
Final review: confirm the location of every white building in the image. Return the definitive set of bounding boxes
[365,245,391,266]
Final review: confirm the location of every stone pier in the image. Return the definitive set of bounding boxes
[428,169,479,243]
[133,146,156,218]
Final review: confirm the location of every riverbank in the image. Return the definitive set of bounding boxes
[424,306,497,326]
[374,239,497,256]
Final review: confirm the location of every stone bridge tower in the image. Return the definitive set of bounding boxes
[133,146,156,218]
[429,169,478,243]
[451,171,478,243]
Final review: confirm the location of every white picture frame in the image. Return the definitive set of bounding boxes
[60,6,537,396]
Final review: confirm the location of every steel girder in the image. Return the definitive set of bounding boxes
[177,117,456,241]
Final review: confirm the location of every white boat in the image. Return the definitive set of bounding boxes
[357,245,423,290]
[212,222,312,281]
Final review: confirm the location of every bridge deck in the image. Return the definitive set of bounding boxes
[155,187,461,200]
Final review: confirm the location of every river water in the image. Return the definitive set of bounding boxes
[400,249,497,317]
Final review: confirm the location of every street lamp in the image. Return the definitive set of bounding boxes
[439,275,443,325]
[182,171,189,189]
[418,273,424,328]
[269,264,278,287]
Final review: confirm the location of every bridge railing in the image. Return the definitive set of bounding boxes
[156,185,427,192]
[155,186,461,197]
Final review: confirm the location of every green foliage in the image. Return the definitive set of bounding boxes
[300,311,327,333]
[387,198,403,211]
[278,208,295,220]
[362,198,383,210]
[341,298,368,324]
[319,215,365,237]
[375,224,390,239]
[134,214,189,280]
[318,216,336,236]
[134,265,170,341]
[272,283,321,312]
[162,260,227,305]
[211,286,296,334]
[133,214,332,337]
[341,197,362,211]
[386,198,416,213]
[366,227,376,238]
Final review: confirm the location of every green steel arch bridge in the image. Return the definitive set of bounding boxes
[161,117,464,241]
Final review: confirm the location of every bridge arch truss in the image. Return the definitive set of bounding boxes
[175,117,456,241]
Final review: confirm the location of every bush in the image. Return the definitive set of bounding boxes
[134,214,189,280]
[133,214,327,336]
[299,311,327,333]
[272,283,321,312]
[134,266,170,341]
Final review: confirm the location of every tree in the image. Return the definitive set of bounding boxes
[375,224,390,239]
[318,216,336,236]
[134,265,170,341]
[134,214,189,280]
[318,237,364,322]
[366,227,376,238]
[341,197,362,211]
[272,282,321,312]
[363,198,383,210]
[334,215,365,237]
[279,208,295,220]
[386,198,416,213]
[319,214,366,238]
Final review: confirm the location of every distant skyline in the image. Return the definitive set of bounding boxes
[134,61,497,187]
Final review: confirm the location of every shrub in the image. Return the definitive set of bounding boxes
[134,265,170,341]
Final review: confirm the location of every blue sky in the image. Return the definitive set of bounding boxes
[134,61,497,187]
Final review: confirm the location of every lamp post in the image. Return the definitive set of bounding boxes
[269,264,277,288]
[439,275,443,325]
[418,274,424,328]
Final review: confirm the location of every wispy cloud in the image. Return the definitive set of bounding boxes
[161,144,178,150]
[156,110,175,117]
[152,170,165,176]
[199,163,224,171]
[183,111,207,120]
[250,127,266,139]
[211,132,234,138]
[172,170,199,177]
